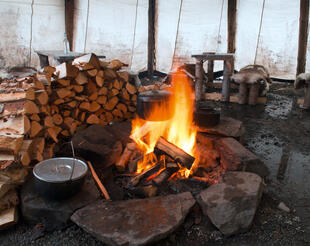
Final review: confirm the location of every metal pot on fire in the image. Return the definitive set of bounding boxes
[137,90,173,121]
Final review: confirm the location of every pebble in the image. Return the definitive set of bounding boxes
[278,202,290,213]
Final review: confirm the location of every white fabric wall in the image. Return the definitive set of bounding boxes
[0,0,65,68]
[73,0,148,72]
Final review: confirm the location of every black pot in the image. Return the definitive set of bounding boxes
[194,106,221,127]
[33,157,88,200]
[137,90,173,121]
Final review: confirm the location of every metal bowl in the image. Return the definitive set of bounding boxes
[33,157,88,200]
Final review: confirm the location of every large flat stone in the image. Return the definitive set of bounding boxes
[71,192,196,246]
[197,171,263,236]
[215,137,269,177]
[21,175,100,231]
[197,117,244,140]
[72,122,131,166]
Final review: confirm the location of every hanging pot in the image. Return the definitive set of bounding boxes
[137,90,173,121]
[33,157,88,200]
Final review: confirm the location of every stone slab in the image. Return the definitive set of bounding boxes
[71,192,196,246]
[72,122,131,166]
[21,174,100,231]
[215,137,269,177]
[197,171,263,236]
[197,117,244,140]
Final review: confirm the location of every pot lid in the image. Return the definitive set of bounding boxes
[138,90,172,102]
[33,157,88,183]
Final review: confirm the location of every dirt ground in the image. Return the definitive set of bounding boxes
[1,82,310,246]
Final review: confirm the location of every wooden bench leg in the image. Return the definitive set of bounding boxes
[238,83,248,104]
[207,60,214,83]
[195,60,204,102]
[222,60,232,102]
[303,86,310,109]
[248,83,260,105]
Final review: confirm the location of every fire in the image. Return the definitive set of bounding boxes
[130,70,197,177]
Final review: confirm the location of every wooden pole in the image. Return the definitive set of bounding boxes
[148,0,156,79]
[227,0,237,53]
[297,0,309,75]
[65,0,75,51]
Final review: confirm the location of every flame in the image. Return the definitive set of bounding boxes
[131,70,198,177]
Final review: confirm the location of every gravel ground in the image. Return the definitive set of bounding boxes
[1,82,310,246]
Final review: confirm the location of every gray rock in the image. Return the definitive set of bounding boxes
[71,192,196,246]
[215,137,269,177]
[21,175,100,231]
[197,171,263,236]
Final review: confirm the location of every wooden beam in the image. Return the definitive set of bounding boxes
[297,0,309,75]
[227,0,237,53]
[65,0,75,51]
[148,0,156,79]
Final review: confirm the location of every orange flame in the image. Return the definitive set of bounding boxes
[131,71,198,177]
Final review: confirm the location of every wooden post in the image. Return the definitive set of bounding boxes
[227,0,237,53]
[297,0,309,75]
[148,0,156,79]
[65,0,75,51]
[195,60,204,102]
[207,60,214,83]
[238,83,248,104]
[222,60,232,101]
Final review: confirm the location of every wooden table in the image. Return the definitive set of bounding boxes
[192,52,234,102]
[35,50,106,68]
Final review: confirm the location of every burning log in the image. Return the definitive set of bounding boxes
[154,137,195,169]
[130,162,161,186]
[151,163,179,185]
[115,143,137,172]
[128,184,158,198]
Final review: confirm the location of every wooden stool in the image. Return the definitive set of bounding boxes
[295,73,310,109]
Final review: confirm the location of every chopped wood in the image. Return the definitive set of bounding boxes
[128,105,136,112]
[80,112,86,122]
[130,162,161,186]
[47,128,58,143]
[89,92,98,101]
[24,100,39,114]
[110,88,119,96]
[117,71,130,82]
[151,163,179,185]
[0,207,18,230]
[154,137,195,169]
[30,121,43,138]
[116,103,127,114]
[104,96,118,110]
[86,114,100,124]
[96,95,107,104]
[112,79,122,90]
[75,72,88,85]
[108,59,125,70]
[30,114,40,122]
[0,189,19,212]
[63,110,71,117]
[43,143,55,160]
[95,75,104,87]
[79,101,90,111]
[19,140,33,166]
[89,101,101,112]
[98,87,108,95]
[0,182,12,199]
[115,143,135,172]
[86,80,97,95]
[86,68,98,77]
[105,112,113,122]
[131,94,137,102]
[0,135,23,155]
[55,62,78,79]
[129,184,157,198]
[104,68,117,80]
[56,88,71,99]
[112,109,123,118]
[0,101,25,117]
[36,91,48,105]
[121,88,130,100]
[44,66,56,74]
[126,82,137,94]
[99,60,109,69]
[30,138,45,161]
[53,98,64,105]
[52,114,63,125]
[57,79,70,87]
[87,161,110,200]
[67,100,78,108]
[34,79,45,90]
[73,53,101,70]
[61,129,70,137]
[73,85,84,93]
[0,115,30,135]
